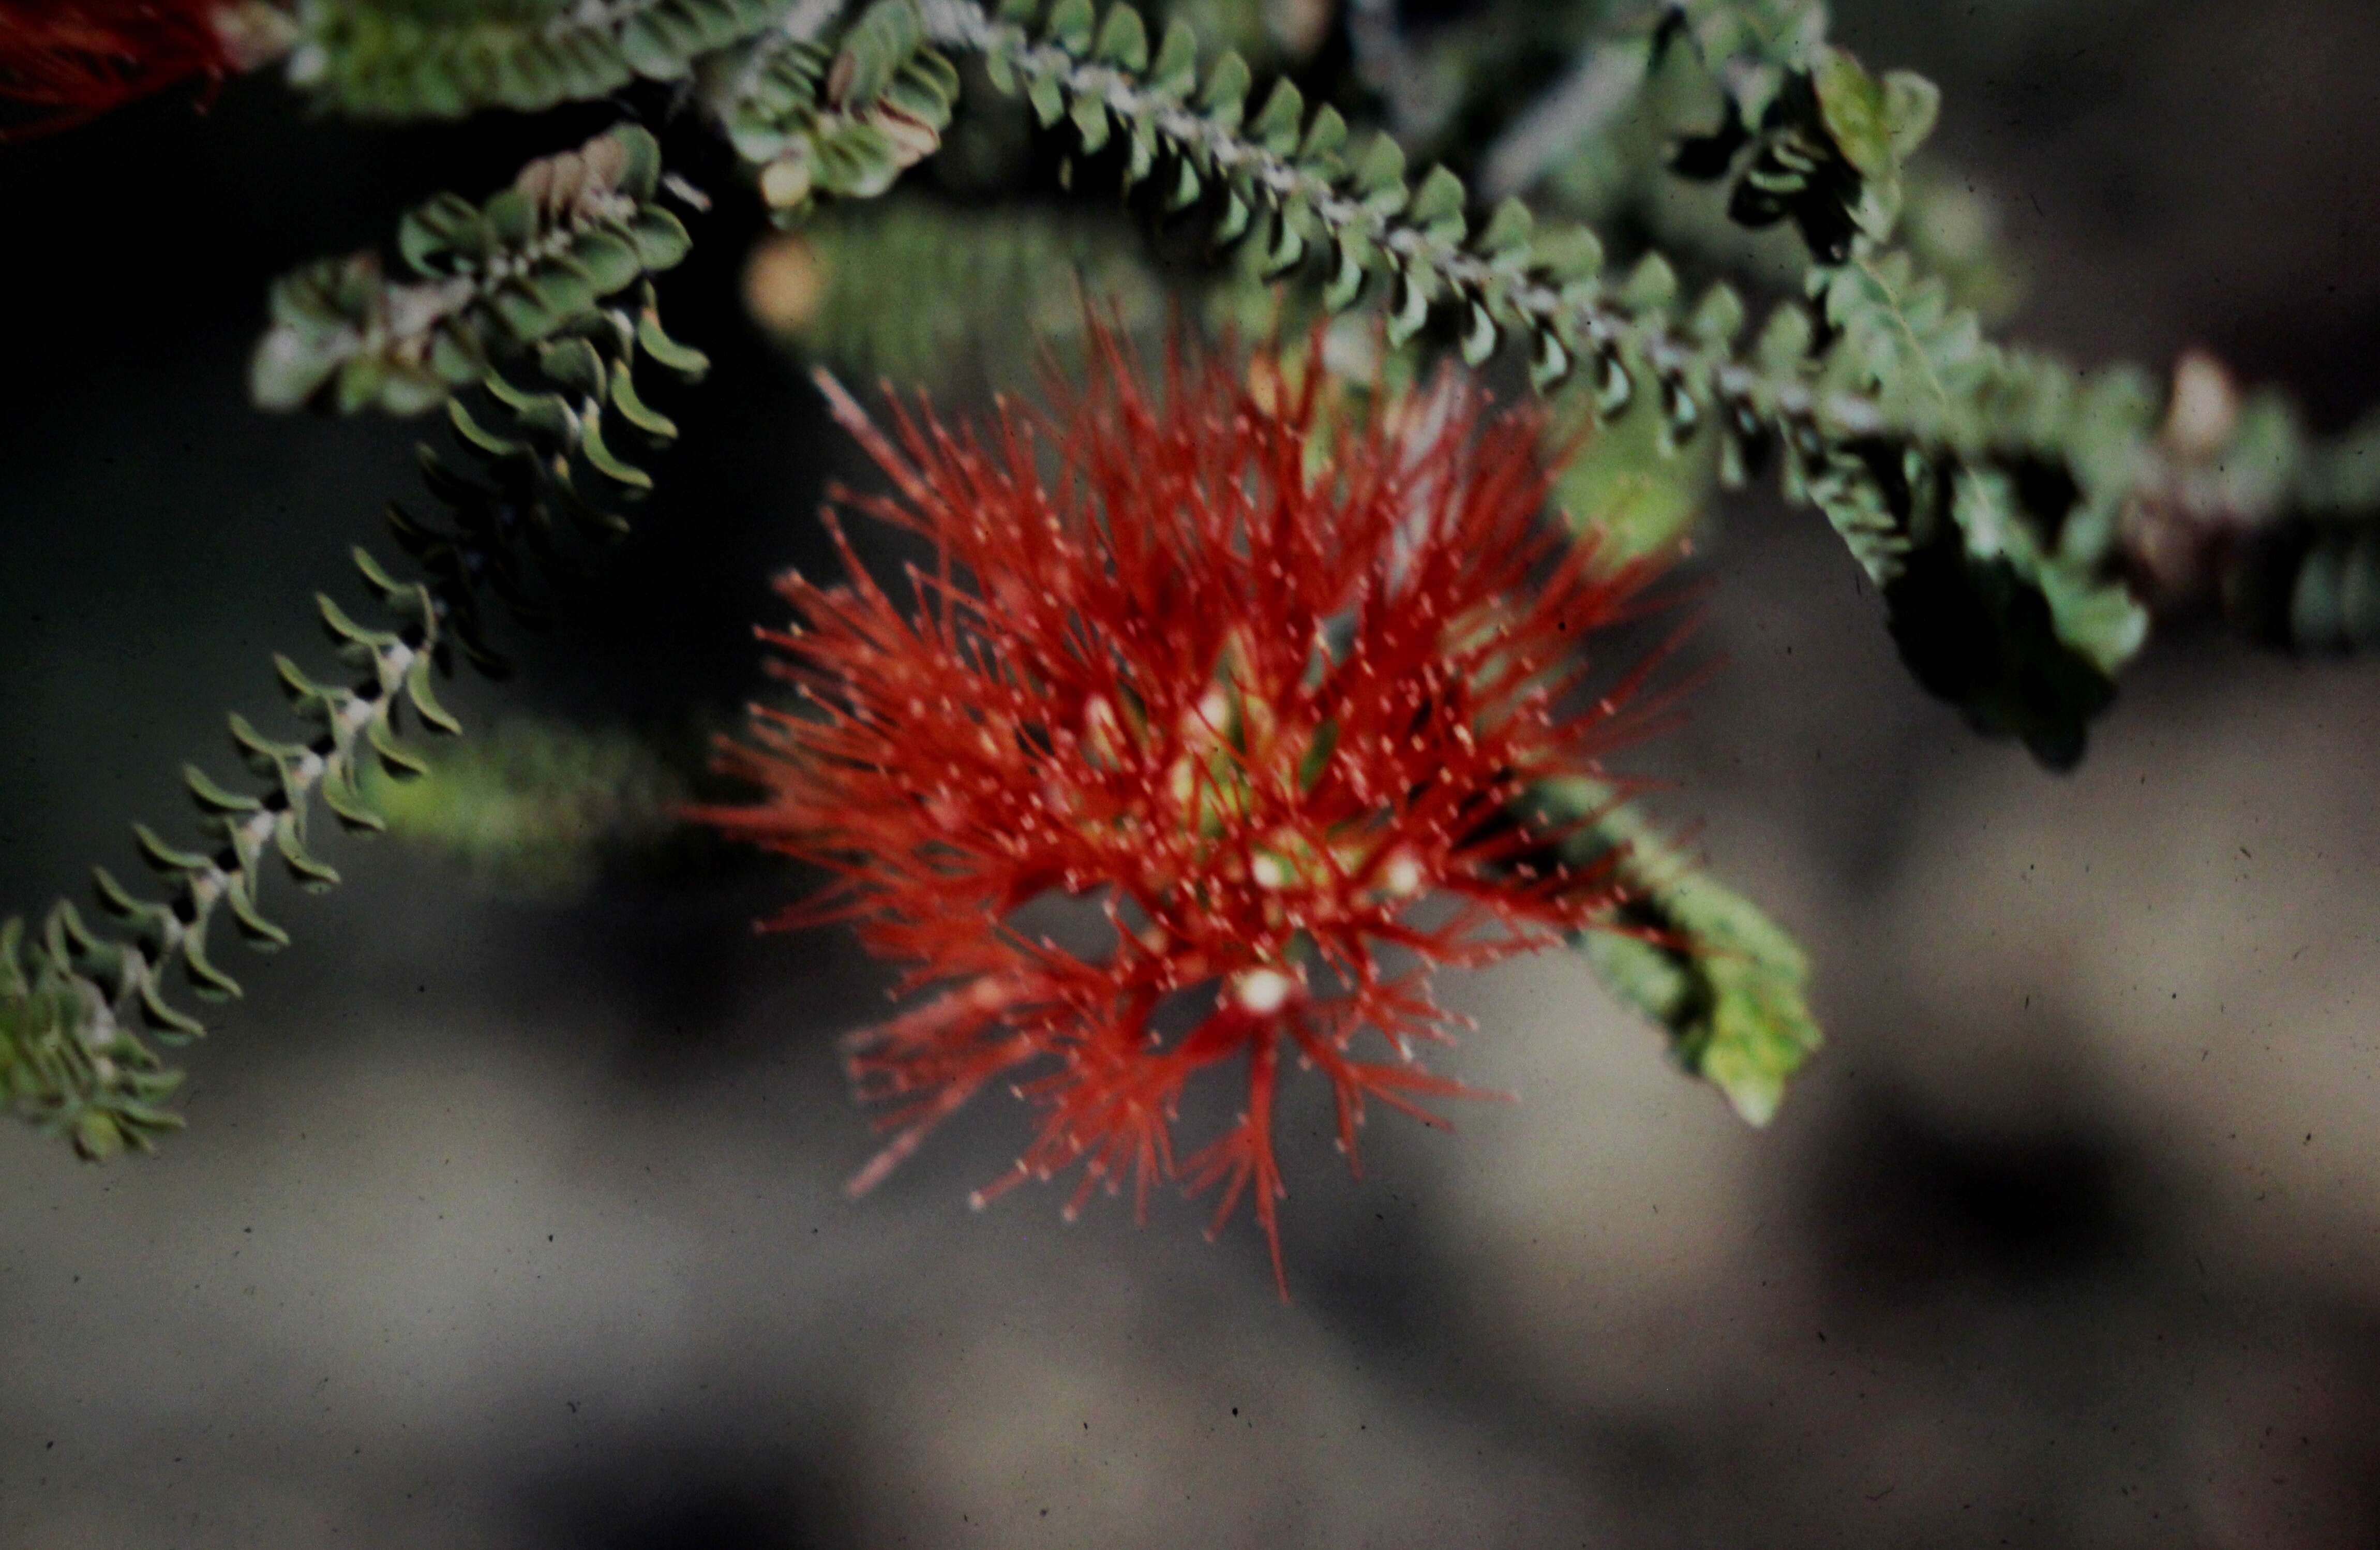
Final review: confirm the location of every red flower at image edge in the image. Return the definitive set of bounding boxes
[0,1,243,138]
[705,330,1671,1293]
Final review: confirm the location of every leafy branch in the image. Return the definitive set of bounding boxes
[0,125,706,1158]
[21,0,2378,1152]
[223,0,2380,725]
[914,0,2380,766]
[252,119,696,415]
[913,2,2110,753]
[274,0,964,219]
[1523,778,1822,1127]
[286,0,791,118]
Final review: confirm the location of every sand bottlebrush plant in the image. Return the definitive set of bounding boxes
[4,0,2367,1311]
[700,326,1673,1292]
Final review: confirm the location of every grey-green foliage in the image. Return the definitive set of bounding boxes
[0,546,467,1160]
[754,196,1166,386]
[705,0,964,217]
[1658,20,2153,764]
[40,0,2378,1154]
[366,718,684,897]
[259,125,712,670]
[937,0,2194,764]
[0,127,707,1160]
[252,124,695,417]
[1525,779,1822,1127]
[280,0,969,222]
[272,0,2380,721]
[1633,6,2380,747]
[283,0,969,219]
[286,0,786,118]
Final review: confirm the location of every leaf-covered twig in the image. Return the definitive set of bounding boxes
[285,0,792,118]
[274,0,962,221]
[697,0,960,215]
[927,0,2380,765]
[1524,778,1821,1127]
[0,124,707,1159]
[251,121,696,414]
[914,2,2102,751]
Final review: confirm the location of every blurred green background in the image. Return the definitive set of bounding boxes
[3,1,2379,1544]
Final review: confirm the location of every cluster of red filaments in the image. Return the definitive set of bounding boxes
[0,1,238,139]
[709,330,1664,1292]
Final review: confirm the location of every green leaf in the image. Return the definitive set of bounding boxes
[320,773,389,834]
[223,885,291,951]
[181,923,243,1002]
[1149,19,1198,96]
[334,355,388,416]
[571,228,645,293]
[448,397,525,458]
[621,12,693,79]
[1260,214,1305,277]
[368,714,430,780]
[610,366,679,439]
[491,281,563,345]
[183,765,260,817]
[1213,188,1252,246]
[1164,158,1202,213]
[842,0,927,103]
[248,327,343,415]
[1199,51,1250,129]
[580,411,656,490]
[0,918,23,1000]
[397,193,478,276]
[627,210,694,272]
[1249,78,1303,156]
[1687,282,1746,347]
[1619,251,1678,314]
[1532,225,1603,284]
[1812,47,1895,183]
[138,974,209,1038]
[1475,197,1533,258]
[537,336,606,396]
[1353,133,1406,213]
[404,654,464,737]
[612,124,664,202]
[1297,104,1346,166]
[1386,263,1434,347]
[484,188,536,250]
[134,824,211,876]
[274,825,343,892]
[1459,300,1499,366]
[1754,302,1814,375]
[1528,325,1572,394]
[637,308,711,378]
[1027,70,1066,126]
[1881,70,1941,162]
[1070,90,1112,153]
[1094,5,1147,70]
[1322,232,1371,311]
[1409,165,1467,242]
[1046,0,1094,54]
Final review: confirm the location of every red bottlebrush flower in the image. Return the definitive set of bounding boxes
[0,1,244,140]
[706,329,1669,1294]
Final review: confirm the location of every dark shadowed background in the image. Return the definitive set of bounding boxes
[4,0,2379,1544]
